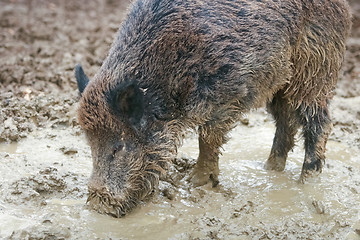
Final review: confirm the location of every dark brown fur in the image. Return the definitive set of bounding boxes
[76,0,352,217]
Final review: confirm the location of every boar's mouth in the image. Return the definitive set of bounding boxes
[86,162,165,218]
[85,136,176,218]
[87,186,139,218]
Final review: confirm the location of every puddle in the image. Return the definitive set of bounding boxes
[0,143,18,154]
[0,111,359,239]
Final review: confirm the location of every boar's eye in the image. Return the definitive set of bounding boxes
[108,80,144,126]
[112,142,124,157]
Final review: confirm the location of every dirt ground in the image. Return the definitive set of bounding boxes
[0,0,359,239]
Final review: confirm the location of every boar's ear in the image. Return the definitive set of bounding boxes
[75,64,89,95]
[112,81,144,126]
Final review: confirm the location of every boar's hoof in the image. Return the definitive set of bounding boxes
[188,168,219,188]
[264,154,286,172]
[299,160,323,184]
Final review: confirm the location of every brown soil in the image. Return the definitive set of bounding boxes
[0,0,359,239]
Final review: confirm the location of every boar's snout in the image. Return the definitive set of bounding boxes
[86,152,163,218]
[87,172,159,218]
[86,164,139,218]
[87,184,131,218]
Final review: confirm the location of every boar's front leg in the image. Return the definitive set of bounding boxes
[189,124,228,187]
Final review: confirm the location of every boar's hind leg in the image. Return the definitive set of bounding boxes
[189,124,227,187]
[265,91,300,171]
[298,104,332,183]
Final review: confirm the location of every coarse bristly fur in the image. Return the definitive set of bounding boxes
[76,0,352,217]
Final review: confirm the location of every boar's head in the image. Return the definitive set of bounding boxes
[75,64,175,217]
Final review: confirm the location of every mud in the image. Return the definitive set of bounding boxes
[0,0,360,239]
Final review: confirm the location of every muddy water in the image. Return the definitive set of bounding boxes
[0,111,359,239]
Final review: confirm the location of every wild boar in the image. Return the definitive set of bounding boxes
[75,0,351,217]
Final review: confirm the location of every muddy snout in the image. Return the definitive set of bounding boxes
[87,185,128,218]
[86,160,160,218]
[87,178,157,218]
[86,169,132,218]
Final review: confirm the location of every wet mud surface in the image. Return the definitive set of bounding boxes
[1,0,360,239]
